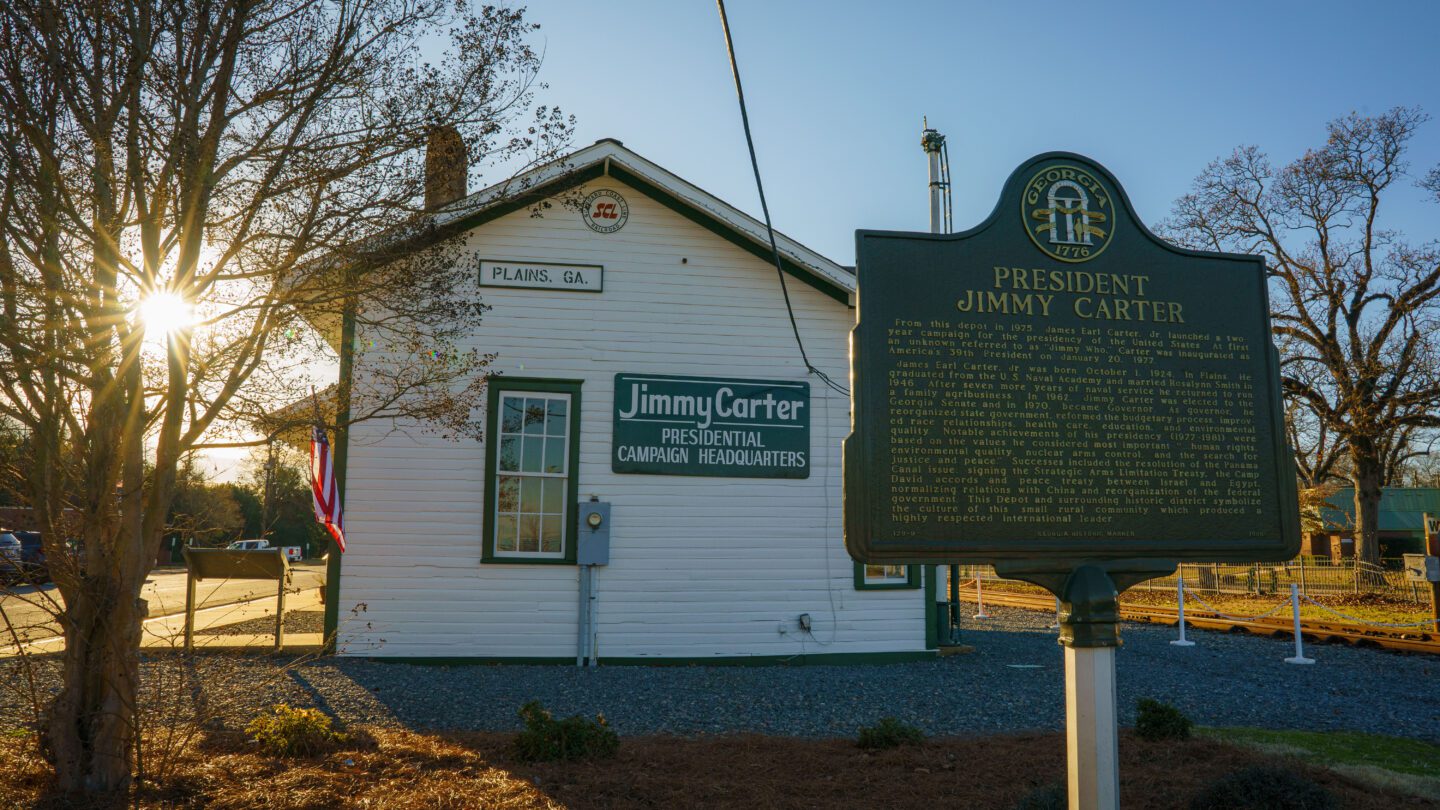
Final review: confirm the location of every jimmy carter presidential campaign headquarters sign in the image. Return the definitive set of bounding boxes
[613,374,810,478]
[844,152,1300,565]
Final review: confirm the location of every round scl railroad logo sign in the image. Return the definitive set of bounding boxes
[582,189,629,234]
[1021,164,1114,263]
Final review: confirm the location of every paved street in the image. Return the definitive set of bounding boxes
[0,562,326,648]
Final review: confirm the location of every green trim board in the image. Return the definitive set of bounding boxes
[301,165,608,354]
[361,650,938,667]
[853,562,921,590]
[445,164,606,242]
[924,565,939,650]
[604,163,850,305]
[430,163,849,306]
[481,377,584,565]
[296,149,851,362]
[321,295,357,653]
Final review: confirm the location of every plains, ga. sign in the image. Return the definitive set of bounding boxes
[478,259,602,292]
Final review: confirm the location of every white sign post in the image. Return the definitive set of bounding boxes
[1066,646,1120,810]
[994,560,1173,810]
[846,152,1300,810]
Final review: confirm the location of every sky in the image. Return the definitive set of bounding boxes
[205,0,1440,483]
[516,1,1440,265]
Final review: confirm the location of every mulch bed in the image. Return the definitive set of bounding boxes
[3,727,1433,809]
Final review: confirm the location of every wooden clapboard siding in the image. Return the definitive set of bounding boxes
[337,177,925,660]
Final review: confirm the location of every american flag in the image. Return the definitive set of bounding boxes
[310,425,347,553]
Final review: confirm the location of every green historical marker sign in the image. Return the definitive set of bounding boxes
[612,373,810,478]
[844,152,1300,565]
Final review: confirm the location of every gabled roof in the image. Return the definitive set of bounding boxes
[431,138,855,305]
[296,139,855,353]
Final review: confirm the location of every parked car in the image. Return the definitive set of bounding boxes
[223,539,300,561]
[0,533,20,582]
[0,531,47,584]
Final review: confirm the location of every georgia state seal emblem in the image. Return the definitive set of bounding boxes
[1021,164,1114,263]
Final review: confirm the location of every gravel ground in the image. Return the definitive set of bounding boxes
[301,606,1440,741]
[198,610,325,636]
[5,607,1439,742]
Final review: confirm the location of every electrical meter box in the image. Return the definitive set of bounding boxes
[578,501,611,566]
[1402,554,1440,583]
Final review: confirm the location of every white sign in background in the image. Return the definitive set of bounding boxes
[478,260,603,292]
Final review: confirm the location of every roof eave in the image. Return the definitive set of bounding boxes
[441,140,855,303]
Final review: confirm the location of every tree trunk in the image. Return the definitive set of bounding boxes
[44,320,153,794]
[1351,451,1384,567]
[46,571,145,794]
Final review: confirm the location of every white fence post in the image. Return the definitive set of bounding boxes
[974,571,991,620]
[1284,583,1315,665]
[1170,575,1195,647]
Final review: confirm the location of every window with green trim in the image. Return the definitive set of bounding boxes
[854,562,920,590]
[483,379,582,564]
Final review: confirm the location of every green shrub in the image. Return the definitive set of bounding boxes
[1014,783,1065,810]
[511,700,619,762]
[1135,698,1192,741]
[245,704,347,758]
[1189,765,1337,810]
[856,717,925,750]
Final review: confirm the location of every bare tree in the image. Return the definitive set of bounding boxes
[166,456,245,548]
[1285,397,1346,489]
[1166,107,1440,565]
[0,0,572,794]
[1398,443,1440,487]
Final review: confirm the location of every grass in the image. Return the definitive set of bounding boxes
[1130,589,1434,627]
[1200,727,1440,802]
[1199,727,1440,778]
[983,580,1436,628]
[1286,601,1432,626]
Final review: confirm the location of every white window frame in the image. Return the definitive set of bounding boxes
[864,564,911,585]
[490,390,573,561]
[855,562,918,590]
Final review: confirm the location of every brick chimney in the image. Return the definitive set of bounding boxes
[425,125,467,210]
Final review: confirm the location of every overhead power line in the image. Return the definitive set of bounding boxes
[714,0,849,397]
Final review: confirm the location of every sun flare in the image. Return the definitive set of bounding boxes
[138,291,196,336]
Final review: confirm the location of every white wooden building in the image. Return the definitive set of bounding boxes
[326,138,940,663]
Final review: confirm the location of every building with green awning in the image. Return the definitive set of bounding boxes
[1311,487,1440,559]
